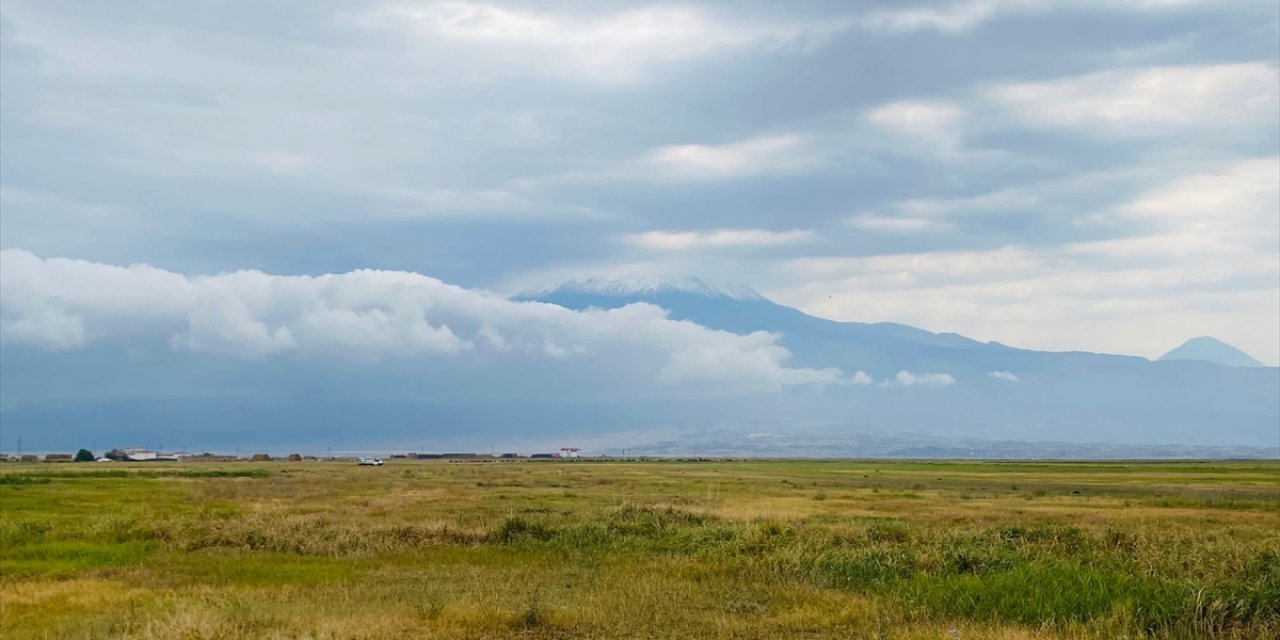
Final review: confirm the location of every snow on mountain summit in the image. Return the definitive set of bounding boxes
[524,276,765,301]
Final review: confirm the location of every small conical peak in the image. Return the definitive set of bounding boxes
[1158,336,1265,367]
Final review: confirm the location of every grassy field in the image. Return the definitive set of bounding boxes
[1,459,1277,639]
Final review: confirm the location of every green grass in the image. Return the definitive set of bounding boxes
[1,458,1277,639]
[1,468,269,480]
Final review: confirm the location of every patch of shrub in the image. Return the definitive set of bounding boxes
[1023,524,1089,553]
[819,548,918,589]
[896,560,1189,630]
[864,520,913,544]
[0,520,53,545]
[493,517,556,544]
[604,505,708,538]
[938,535,1016,575]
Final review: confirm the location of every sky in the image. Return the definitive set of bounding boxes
[1,0,1278,371]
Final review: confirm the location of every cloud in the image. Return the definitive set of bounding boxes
[866,100,965,134]
[0,304,85,351]
[365,185,604,219]
[625,228,815,251]
[881,371,957,387]
[848,215,953,234]
[0,249,846,393]
[657,331,844,389]
[248,151,318,177]
[886,188,1041,218]
[773,158,1280,364]
[861,98,987,159]
[867,167,1152,227]
[988,63,1279,134]
[859,0,1228,35]
[988,370,1019,382]
[1069,157,1279,259]
[3,0,1277,375]
[353,3,839,83]
[783,246,1042,282]
[861,1,1007,33]
[516,133,817,189]
[850,169,1135,230]
[1118,157,1279,227]
[647,134,813,180]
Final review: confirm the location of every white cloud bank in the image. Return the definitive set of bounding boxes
[861,0,1233,35]
[775,157,1280,364]
[647,134,814,180]
[0,250,846,394]
[989,63,1279,135]
[354,3,841,83]
[625,228,814,251]
[881,371,957,387]
[866,100,965,137]
[848,214,953,234]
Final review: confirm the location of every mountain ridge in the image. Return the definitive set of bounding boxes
[520,275,764,302]
[519,276,991,354]
[514,276,1279,448]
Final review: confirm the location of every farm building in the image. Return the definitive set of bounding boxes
[43,453,73,462]
[118,448,186,461]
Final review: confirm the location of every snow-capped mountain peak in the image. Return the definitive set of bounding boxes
[523,276,765,301]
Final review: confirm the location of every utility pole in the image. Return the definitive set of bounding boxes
[17,436,22,458]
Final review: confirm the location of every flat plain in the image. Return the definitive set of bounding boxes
[0,459,1277,639]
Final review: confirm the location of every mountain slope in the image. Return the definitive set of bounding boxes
[520,277,988,356]
[1158,337,1265,367]
[519,278,1280,447]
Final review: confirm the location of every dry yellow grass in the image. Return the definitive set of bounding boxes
[1,459,1277,639]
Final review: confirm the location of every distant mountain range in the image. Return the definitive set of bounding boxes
[3,275,1274,455]
[520,277,1279,449]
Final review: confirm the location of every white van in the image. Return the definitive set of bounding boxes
[357,457,384,466]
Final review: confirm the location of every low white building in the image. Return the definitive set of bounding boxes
[121,448,184,461]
